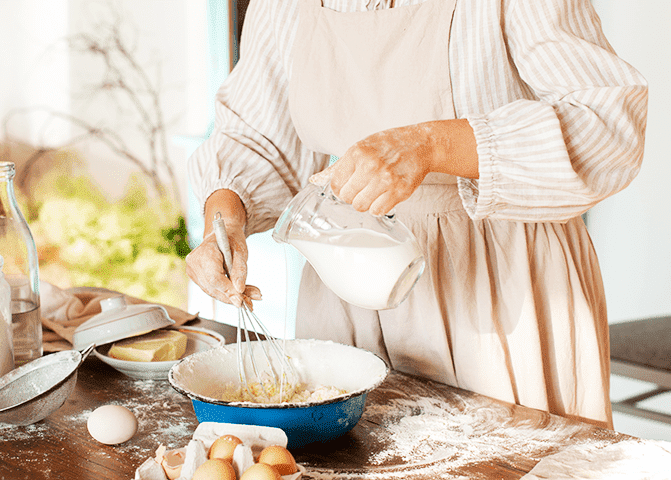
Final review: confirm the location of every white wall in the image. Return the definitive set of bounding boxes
[0,0,71,145]
[588,1,671,323]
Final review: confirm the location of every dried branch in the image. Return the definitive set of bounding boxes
[3,107,165,196]
[3,1,182,206]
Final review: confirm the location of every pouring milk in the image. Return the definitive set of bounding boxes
[289,229,423,310]
[273,183,425,310]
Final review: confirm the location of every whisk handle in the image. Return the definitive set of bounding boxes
[213,213,234,278]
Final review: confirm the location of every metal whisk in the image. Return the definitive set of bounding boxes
[212,213,297,403]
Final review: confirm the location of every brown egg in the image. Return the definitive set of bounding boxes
[257,445,298,476]
[208,434,243,462]
[240,463,282,480]
[192,459,236,480]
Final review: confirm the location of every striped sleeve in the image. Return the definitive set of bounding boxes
[190,0,648,229]
[187,0,330,236]
[456,0,648,222]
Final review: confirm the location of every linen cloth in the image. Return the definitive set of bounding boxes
[521,439,671,479]
[40,282,196,352]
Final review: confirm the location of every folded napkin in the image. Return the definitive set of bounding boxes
[40,281,197,352]
[522,439,671,479]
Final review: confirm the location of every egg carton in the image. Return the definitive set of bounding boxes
[135,422,305,480]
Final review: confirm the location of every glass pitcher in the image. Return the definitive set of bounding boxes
[273,183,425,310]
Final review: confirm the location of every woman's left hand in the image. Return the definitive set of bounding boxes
[310,120,478,216]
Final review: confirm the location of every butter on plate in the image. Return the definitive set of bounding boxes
[108,330,188,362]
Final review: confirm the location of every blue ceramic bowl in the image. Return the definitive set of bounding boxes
[168,339,388,449]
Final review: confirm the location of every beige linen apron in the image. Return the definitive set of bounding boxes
[288,0,612,428]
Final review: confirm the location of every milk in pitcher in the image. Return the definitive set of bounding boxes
[290,229,423,310]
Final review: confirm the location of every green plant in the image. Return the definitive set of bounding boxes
[29,166,190,309]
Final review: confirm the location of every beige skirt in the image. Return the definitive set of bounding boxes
[296,183,612,429]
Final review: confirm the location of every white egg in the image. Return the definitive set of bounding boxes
[87,404,138,445]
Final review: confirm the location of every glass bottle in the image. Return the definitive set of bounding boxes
[0,255,13,376]
[0,162,42,365]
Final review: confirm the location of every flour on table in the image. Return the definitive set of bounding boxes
[95,377,195,455]
[303,377,619,480]
[0,375,195,472]
[0,421,53,441]
[362,392,601,468]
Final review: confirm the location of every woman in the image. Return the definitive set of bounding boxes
[186,0,647,429]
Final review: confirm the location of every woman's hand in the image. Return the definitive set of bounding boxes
[310,119,478,215]
[185,189,261,308]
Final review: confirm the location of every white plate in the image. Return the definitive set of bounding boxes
[94,326,225,380]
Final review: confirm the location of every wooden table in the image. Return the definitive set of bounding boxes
[0,319,631,480]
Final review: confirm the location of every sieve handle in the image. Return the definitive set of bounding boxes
[213,213,234,278]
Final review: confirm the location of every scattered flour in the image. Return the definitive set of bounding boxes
[0,421,54,442]
[300,374,621,480]
[1,369,638,480]
[0,376,196,471]
[98,377,195,453]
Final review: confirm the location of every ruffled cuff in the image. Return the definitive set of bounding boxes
[200,177,250,218]
[200,178,281,237]
[458,115,497,220]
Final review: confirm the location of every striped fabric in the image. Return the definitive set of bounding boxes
[188,0,648,235]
